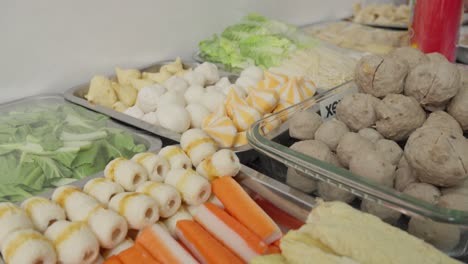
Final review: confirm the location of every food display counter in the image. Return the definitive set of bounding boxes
[0,3,467,264]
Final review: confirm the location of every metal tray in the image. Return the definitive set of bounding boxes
[2,94,163,203]
[64,61,260,164]
[457,26,468,64]
[35,164,315,225]
[248,80,468,257]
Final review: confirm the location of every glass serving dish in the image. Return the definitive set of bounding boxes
[247,81,468,257]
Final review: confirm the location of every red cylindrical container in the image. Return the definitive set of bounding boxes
[410,0,463,62]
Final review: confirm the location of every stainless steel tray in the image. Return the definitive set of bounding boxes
[36,164,315,224]
[63,61,260,164]
[3,94,163,203]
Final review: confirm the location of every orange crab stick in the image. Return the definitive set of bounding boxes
[136,223,198,264]
[118,244,160,264]
[176,220,244,264]
[103,256,122,264]
[212,177,282,244]
[193,203,268,262]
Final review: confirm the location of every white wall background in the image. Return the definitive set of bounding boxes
[0,0,355,103]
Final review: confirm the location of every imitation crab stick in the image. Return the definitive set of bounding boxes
[176,220,243,264]
[212,177,282,244]
[193,203,267,262]
[103,256,122,264]
[136,223,198,264]
[118,244,160,264]
[253,196,304,231]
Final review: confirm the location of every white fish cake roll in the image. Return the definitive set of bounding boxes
[165,169,211,206]
[87,208,128,249]
[104,158,149,191]
[2,229,56,264]
[21,197,66,233]
[159,146,192,170]
[52,186,102,222]
[109,192,159,230]
[181,129,218,167]
[83,178,124,205]
[45,220,99,264]
[136,182,182,218]
[196,149,241,180]
[102,238,134,259]
[163,207,193,236]
[0,203,33,247]
[132,153,170,182]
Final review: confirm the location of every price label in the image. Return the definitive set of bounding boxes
[319,86,358,120]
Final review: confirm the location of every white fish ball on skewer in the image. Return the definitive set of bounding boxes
[87,208,128,249]
[109,192,159,230]
[180,129,218,167]
[83,178,124,205]
[136,182,182,218]
[131,153,170,182]
[163,207,193,236]
[104,158,149,191]
[102,238,134,259]
[1,229,57,264]
[165,169,211,206]
[45,220,99,264]
[52,186,102,222]
[196,149,241,180]
[159,146,192,170]
[0,203,33,247]
[21,197,66,233]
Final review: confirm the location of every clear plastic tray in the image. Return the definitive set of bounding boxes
[247,81,468,257]
[1,95,162,202]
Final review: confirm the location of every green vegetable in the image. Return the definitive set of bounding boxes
[0,103,146,202]
[199,13,317,71]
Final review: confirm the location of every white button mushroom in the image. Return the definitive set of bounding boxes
[402,183,441,204]
[163,76,189,95]
[314,119,350,151]
[184,85,206,105]
[157,91,186,108]
[185,104,211,129]
[157,104,191,133]
[375,94,426,141]
[194,62,219,85]
[289,111,323,140]
[136,84,166,113]
[141,112,159,126]
[184,70,206,87]
[336,93,380,132]
[200,91,226,112]
[240,66,264,83]
[215,77,232,93]
[123,106,144,119]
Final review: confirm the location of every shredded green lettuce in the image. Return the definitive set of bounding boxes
[0,104,146,202]
[199,13,317,71]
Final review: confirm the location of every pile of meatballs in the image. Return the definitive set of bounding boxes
[286,47,468,252]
